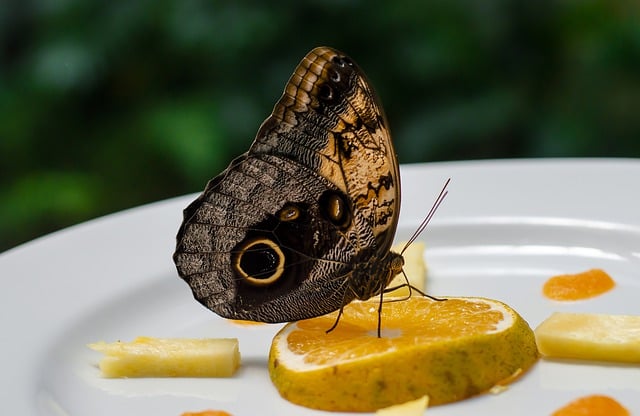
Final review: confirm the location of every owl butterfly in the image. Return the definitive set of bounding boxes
[173,46,445,336]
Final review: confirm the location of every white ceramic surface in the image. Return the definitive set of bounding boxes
[1,159,639,415]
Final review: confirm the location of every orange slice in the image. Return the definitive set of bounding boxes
[268,296,538,412]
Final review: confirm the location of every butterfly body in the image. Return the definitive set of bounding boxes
[173,47,402,323]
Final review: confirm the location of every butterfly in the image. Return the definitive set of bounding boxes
[173,47,444,334]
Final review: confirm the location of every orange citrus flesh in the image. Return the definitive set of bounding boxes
[543,269,615,301]
[552,395,630,416]
[181,411,232,416]
[269,296,538,412]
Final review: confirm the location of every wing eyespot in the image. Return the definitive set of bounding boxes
[318,83,335,102]
[328,68,341,83]
[233,238,285,286]
[319,190,352,230]
[278,204,302,221]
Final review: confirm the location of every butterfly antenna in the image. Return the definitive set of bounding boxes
[401,178,450,255]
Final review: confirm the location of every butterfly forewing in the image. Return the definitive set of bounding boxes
[253,47,400,249]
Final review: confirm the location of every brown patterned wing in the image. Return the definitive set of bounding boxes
[173,47,400,322]
[251,46,401,250]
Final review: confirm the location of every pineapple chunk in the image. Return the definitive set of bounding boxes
[88,336,240,377]
[385,241,426,297]
[376,395,429,415]
[535,312,640,363]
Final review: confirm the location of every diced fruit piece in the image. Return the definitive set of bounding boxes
[269,296,538,412]
[385,241,426,296]
[376,395,429,415]
[535,312,640,363]
[88,336,240,377]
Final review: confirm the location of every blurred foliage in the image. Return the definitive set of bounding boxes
[1,0,640,251]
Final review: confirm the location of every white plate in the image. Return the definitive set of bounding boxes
[2,159,639,415]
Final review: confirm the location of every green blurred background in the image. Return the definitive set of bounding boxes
[2,1,640,252]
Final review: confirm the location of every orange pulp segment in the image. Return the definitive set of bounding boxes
[552,394,630,416]
[228,319,267,326]
[543,269,614,301]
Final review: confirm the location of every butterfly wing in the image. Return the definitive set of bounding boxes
[173,47,400,322]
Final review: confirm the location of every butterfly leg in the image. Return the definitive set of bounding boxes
[377,288,385,338]
[325,305,345,334]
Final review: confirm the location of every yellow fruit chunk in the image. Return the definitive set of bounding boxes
[552,394,630,416]
[543,269,615,301]
[376,395,429,415]
[88,336,240,377]
[535,312,640,363]
[268,297,538,412]
[385,241,426,297]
